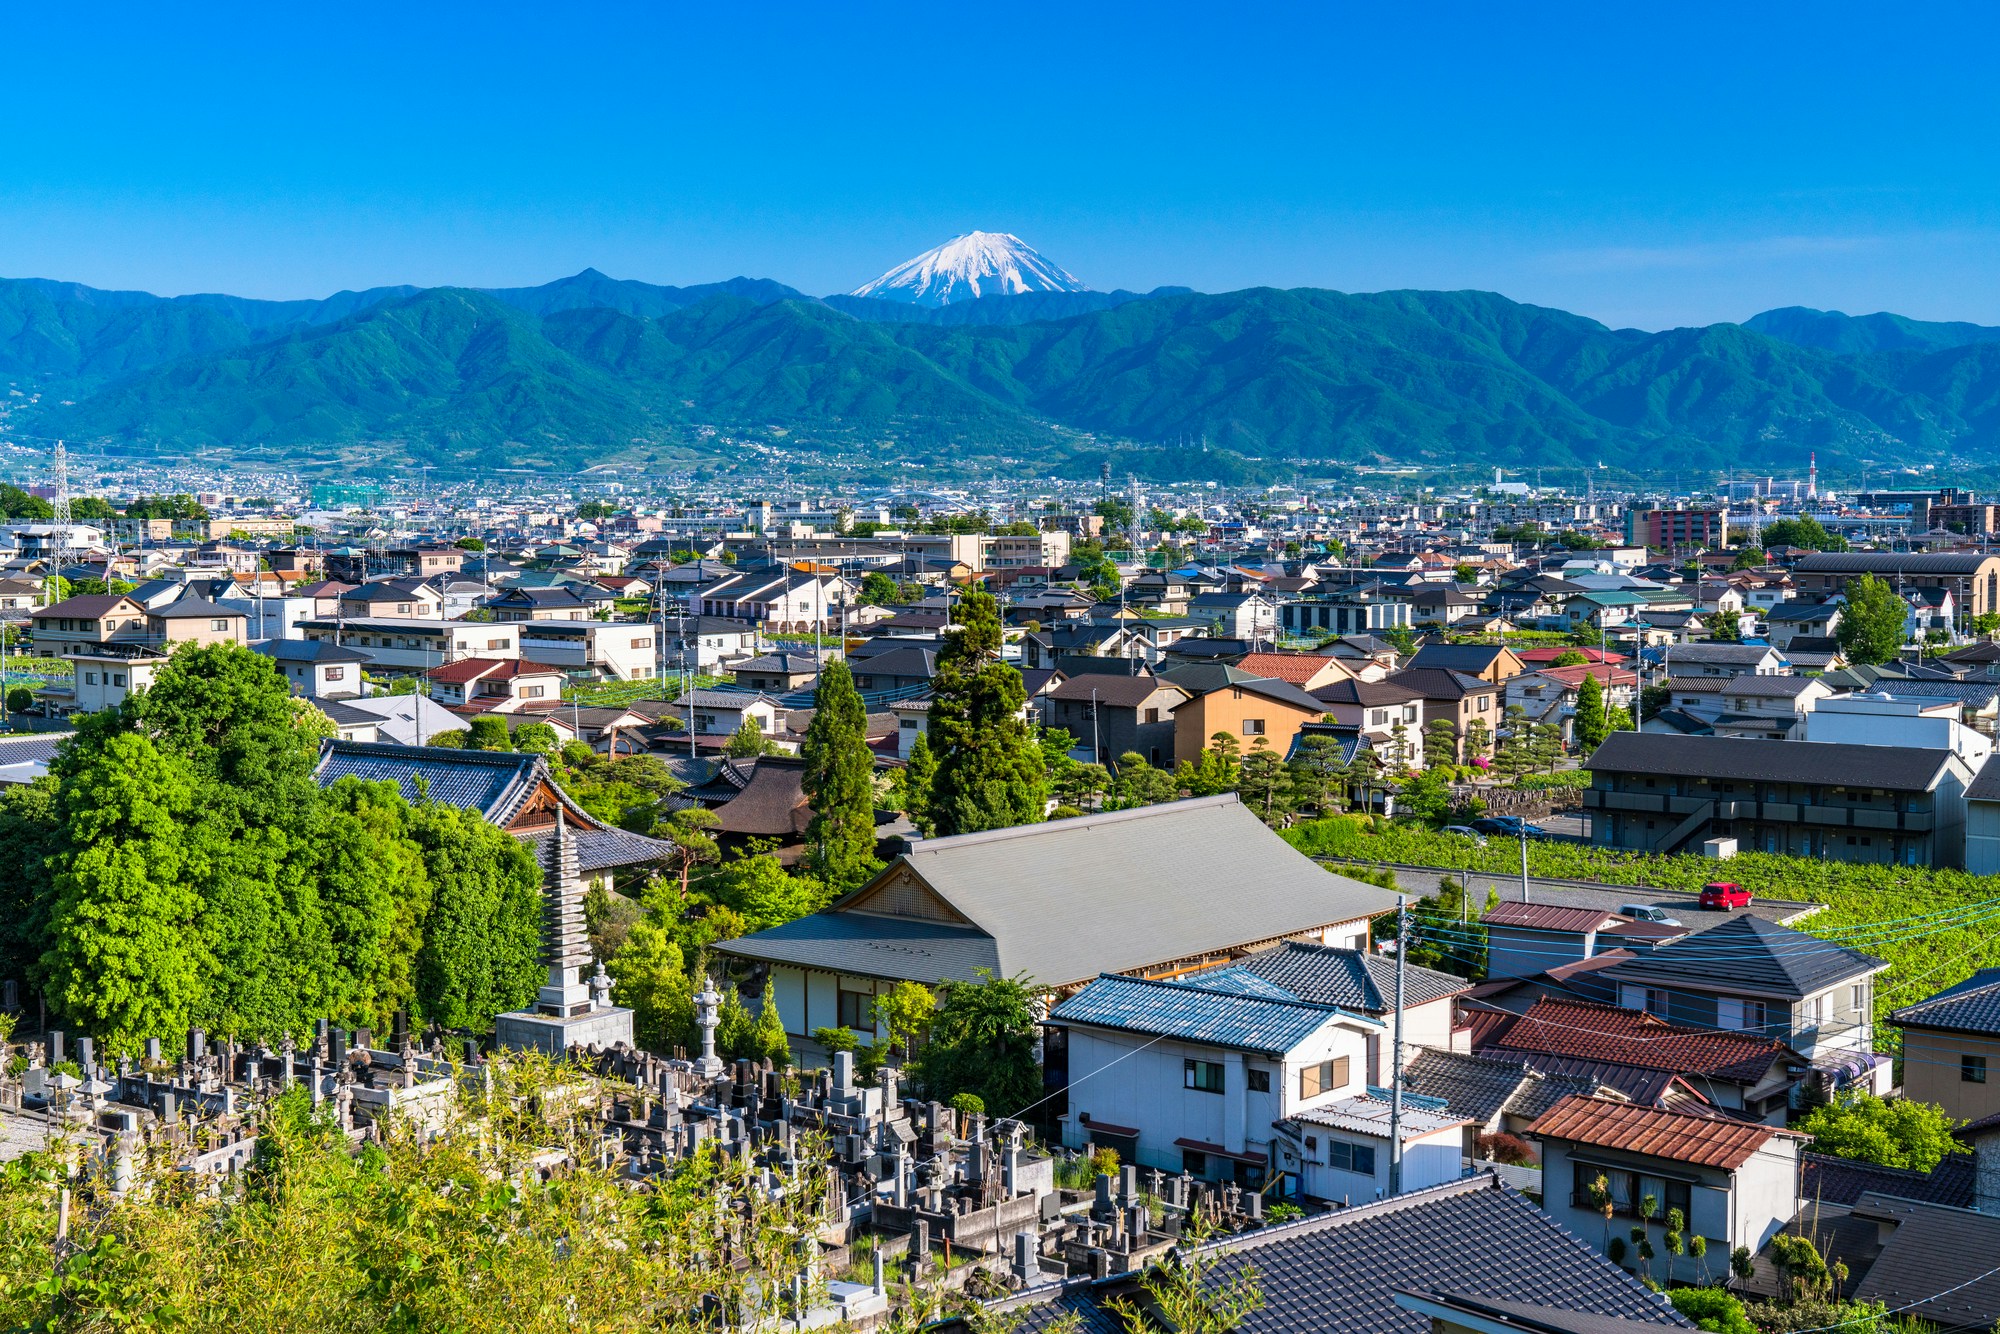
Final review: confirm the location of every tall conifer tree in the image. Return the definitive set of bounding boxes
[801,660,879,892]
[925,591,1047,835]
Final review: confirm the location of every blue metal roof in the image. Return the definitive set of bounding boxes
[1049,973,1365,1055]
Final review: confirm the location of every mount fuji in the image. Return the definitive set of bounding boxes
[849,231,1089,307]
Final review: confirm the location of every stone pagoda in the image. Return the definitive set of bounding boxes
[495,809,635,1055]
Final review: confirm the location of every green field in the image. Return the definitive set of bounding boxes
[1283,816,2000,1046]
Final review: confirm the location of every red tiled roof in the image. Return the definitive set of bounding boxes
[1532,664,1639,689]
[1514,647,1626,665]
[1484,901,1628,934]
[1237,652,1343,684]
[427,656,566,685]
[1487,998,1790,1084]
[1527,1094,1797,1169]
[1455,1006,1518,1049]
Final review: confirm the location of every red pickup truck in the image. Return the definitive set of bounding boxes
[1698,881,1754,910]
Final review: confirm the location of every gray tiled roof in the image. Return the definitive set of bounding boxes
[1799,1151,1976,1209]
[1601,913,1883,1000]
[1891,967,2000,1036]
[315,739,545,818]
[715,911,1001,985]
[1196,940,1471,1014]
[520,826,675,873]
[1849,1195,2000,1329]
[1400,1048,1536,1122]
[0,732,73,765]
[1049,973,1365,1056]
[1586,730,1956,791]
[889,796,1400,987]
[989,1175,1689,1334]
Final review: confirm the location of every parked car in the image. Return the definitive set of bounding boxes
[1519,823,1556,840]
[1619,903,1684,926]
[1440,826,1489,847]
[1470,816,1525,835]
[1698,881,1753,910]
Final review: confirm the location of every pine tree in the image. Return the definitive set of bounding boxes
[1236,739,1293,825]
[926,590,1047,835]
[800,661,879,892]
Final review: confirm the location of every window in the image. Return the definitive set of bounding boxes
[1965,1055,1989,1085]
[1299,1056,1349,1099]
[1370,710,1387,727]
[84,672,96,685]
[836,989,874,1031]
[631,637,650,650]
[1143,707,1160,724]
[1246,1069,1271,1093]
[1326,1139,1376,1175]
[113,674,125,687]
[1242,718,1266,736]
[1850,984,1868,1012]
[1718,999,1768,1032]
[1181,1149,1207,1176]
[522,685,545,699]
[1184,1059,1225,1094]
[488,639,507,651]
[325,667,345,682]
[1665,1178,1691,1223]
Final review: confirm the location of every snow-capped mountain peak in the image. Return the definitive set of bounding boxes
[850,231,1089,306]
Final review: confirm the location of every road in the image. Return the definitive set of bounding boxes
[1317,858,1821,931]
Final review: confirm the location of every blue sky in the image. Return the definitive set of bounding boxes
[3,2,1996,329]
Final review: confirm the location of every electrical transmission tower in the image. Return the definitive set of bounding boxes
[45,441,71,606]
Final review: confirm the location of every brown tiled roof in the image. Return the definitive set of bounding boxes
[1484,901,1628,934]
[1486,997,1791,1084]
[1237,652,1342,684]
[1527,1094,1795,1169]
[427,656,565,685]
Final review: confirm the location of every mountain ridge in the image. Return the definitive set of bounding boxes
[12,271,2000,479]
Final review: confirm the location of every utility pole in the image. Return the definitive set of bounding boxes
[1387,893,1409,1197]
[1520,827,1531,904]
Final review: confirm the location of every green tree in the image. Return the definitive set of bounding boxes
[316,777,431,1030]
[800,661,879,893]
[467,716,514,751]
[1395,768,1453,825]
[915,969,1042,1115]
[1423,717,1460,768]
[0,778,61,987]
[1287,734,1349,815]
[408,803,543,1029]
[723,716,776,758]
[748,977,791,1067]
[1236,739,1293,825]
[1112,752,1179,808]
[1462,716,1493,762]
[453,536,486,551]
[1573,673,1609,752]
[0,484,54,519]
[1550,649,1590,667]
[1668,1288,1756,1334]
[876,979,937,1062]
[708,853,828,933]
[1834,573,1910,665]
[607,887,696,1053]
[1793,1092,1968,1172]
[1760,516,1848,552]
[40,733,208,1048]
[926,590,1047,835]
[858,571,899,606]
[1178,731,1242,796]
[513,721,561,756]
[715,983,755,1058]
[4,684,34,716]
[899,730,938,833]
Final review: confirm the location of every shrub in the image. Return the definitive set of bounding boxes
[1088,1145,1120,1178]
[948,1092,985,1117]
[1667,1286,1755,1334]
[1475,1132,1536,1165]
[812,1026,858,1054]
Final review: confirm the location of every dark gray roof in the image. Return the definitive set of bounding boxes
[147,595,242,620]
[1600,914,1882,1000]
[1048,973,1367,1056]
[1795,551,2000,575]
[316,700,380,727]
[1197,940,1470,1013]
[1387,666,1494,699]
[987,1175,1689,1334]
[1849,1195,2000,1330]
[1964,757,2000,803]
[713,910,1001,984]
[1664,644,1783,665]
[1402,1291,1688,1334]
[314,739,546,817]
[1891,967,2000,1036]
[520,826,675,874]
[1799,1151,1976,1209]
[1405,644,1514,672]
[1400,1049,1537,1122]
[0,732,72,764]
[1586,731,1957,791]
[252,639,369,664]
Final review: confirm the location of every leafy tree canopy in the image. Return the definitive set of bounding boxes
[1834,573,1909,666]
[1793,1092,1967,1172]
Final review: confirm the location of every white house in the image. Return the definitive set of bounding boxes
[1805,692,1992,766]
[1528,1095,1805,1284]
[1049,970,1468,1198]
[297,616,521,671]
[251,638,369,699]
[516,619,657,682]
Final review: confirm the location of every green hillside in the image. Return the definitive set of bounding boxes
[21,276,2000,476]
